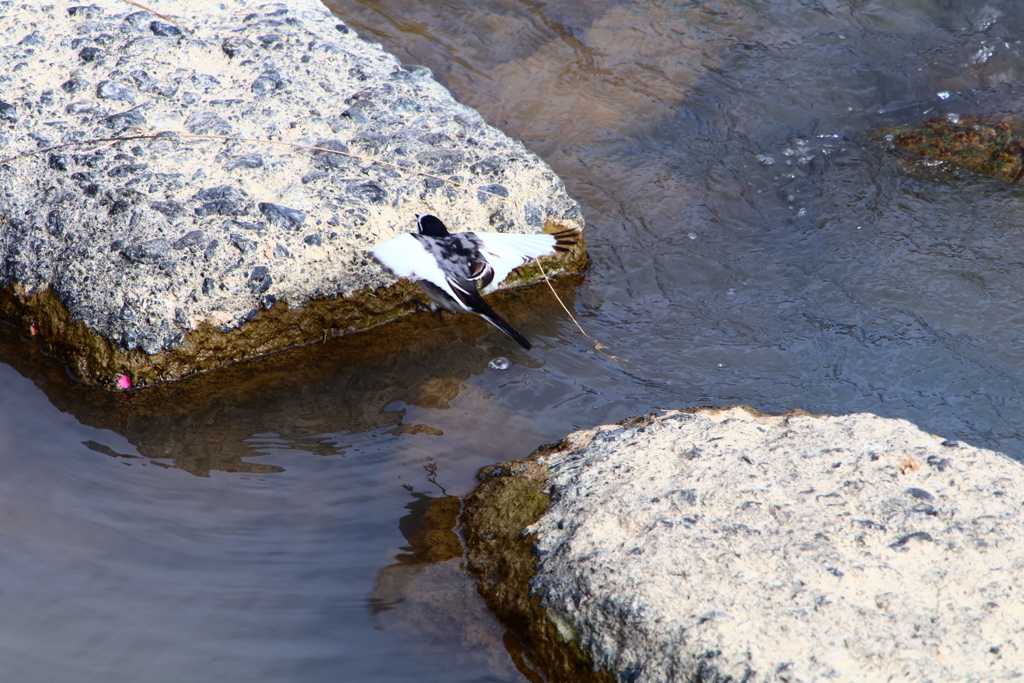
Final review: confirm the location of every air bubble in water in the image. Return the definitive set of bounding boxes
[946,113,960,124]
[937,91,951,100]
[688,232,697,240]
[488,357,511,370]
[756,154,775,166]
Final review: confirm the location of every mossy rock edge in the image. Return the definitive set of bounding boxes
[0,227,586,389]
[460,439,615,683]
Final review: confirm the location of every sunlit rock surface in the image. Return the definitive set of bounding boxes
[464,407,1024,682]
[0,0,583,387]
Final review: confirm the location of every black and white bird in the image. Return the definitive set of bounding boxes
[370,214,578,350]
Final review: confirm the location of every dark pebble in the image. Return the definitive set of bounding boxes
[68,5,104,18]
[150,21,183,38]
[123,11,152,31]
[195,185,245,202]
[941,440,959,448]
[260,293,277,309]
[347,180,387,204]
[0,101,17,123]
[103,106,148,130]
[240,308,259,323]
[49,153,70,171]
[172,230,205,249]
[97,81,135,102]
[151,200,185,217]
[185,110,232,135]
[251,70,284,96]
[66,101,99,115]
[905,487,935,501]
[248,266,272,294]
[196,199,244,217]
[19,32,45,47]
[303,234,322,246]
[224,154,264,171]
[61,77,90,94]
[477,183,509,202]
[46,210,66,236]
[230,233,257,253]
[109,199,131,215]
[312,139,350,170]
[301,170,329,184]
[79,46,105,63]
[258,202,306,229]
[174,307,189,327]
[229,220,264,232]
[273,243,291,258]
[123,238,172,264]
[203,240,220,261]
[107,163,148,178]
[202,276,216,296]
[83,183,100,197]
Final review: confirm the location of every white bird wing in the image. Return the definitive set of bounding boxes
[473,232,557,293]
[370,233,463,303]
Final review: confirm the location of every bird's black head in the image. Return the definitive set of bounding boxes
[417,214,450,238]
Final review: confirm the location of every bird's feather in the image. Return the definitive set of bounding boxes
[370,217,579,350]
[370,233,469,306]
[474,232,558,293]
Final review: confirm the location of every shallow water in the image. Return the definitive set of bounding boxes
[5,0,1024,680]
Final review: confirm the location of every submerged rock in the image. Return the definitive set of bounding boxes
[0,1,585,388]
[463,406,1024,681]
[879,115,1024,183]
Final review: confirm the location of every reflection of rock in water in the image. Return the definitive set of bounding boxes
[0,278,577,476]
[369,490,526,679]
[374,560,524,682]
[369,492,462,613]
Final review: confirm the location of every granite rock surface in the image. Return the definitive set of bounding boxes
[513,407,1024,681]
[0,0,583,384]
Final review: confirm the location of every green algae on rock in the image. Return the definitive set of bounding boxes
[461,447,615,683]
[879,116,1024,183]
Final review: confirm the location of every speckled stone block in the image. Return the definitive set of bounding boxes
[0,0,583,385]
[520,407,1024,681]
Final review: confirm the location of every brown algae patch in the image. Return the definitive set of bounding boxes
[461,444,614,683]
[878,116,1024,182]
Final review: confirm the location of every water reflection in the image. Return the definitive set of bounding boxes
[330,0,1024,458]
[0,279,576,477]
[369,491,462,612]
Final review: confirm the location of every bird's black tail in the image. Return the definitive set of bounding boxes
[448,277,532,350]
[477,304,532,350]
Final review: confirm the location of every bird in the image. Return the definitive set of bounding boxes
[370,214,579,350]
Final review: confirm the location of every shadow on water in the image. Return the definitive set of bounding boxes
[0,278,580,476]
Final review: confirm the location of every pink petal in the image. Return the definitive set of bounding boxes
[117,374,132,389]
